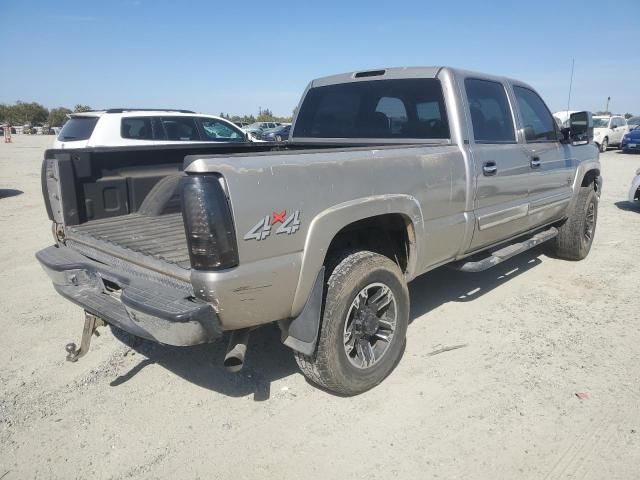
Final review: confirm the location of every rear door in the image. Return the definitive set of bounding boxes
[512,85,573,228]
[465,78,532,250]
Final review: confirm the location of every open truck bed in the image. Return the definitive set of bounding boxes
[66,213,190,269]
[42,143,283,280]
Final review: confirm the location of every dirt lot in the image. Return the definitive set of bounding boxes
[1,135,639,479]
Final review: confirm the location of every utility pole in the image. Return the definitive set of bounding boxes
[606,96,610,114]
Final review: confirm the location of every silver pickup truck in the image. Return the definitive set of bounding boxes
[37,66,601,395]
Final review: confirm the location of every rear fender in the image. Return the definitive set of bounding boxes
[290,194,423,317]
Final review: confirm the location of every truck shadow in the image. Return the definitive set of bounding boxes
[408,247,544,322]
[110,247,546,400]
[110,324,297,402]
[0,189,23,199]
[614,201,640,212]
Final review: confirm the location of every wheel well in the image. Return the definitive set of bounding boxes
[581,169,600,190]
[325,214,413,273]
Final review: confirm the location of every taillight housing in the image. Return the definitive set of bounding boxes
[181,174,238,270]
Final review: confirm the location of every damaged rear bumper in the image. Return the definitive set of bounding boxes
[36,245,222,346]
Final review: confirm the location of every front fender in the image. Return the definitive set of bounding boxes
[290,194,423,316]
[569,155,602,211]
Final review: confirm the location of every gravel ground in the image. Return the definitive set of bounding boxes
[1,135,639,479]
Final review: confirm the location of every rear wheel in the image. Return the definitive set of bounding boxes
[547,184,598,260]
[294,251,409,395]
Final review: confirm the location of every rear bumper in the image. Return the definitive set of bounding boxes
[36,245,222,346]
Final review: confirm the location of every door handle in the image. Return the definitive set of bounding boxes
[530,156,541,168]
[482,161,497,176]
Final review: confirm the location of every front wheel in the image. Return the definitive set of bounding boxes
[600,137,608,152]
[547,184,598,260]
[294,251,409,395]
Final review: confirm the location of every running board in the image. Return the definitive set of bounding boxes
[451,227,558,273]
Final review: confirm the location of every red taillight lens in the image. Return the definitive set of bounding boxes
[181,175,238,270]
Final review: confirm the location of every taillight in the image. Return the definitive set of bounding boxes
[181,175,238,270]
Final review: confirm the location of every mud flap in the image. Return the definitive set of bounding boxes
[281,267,324,356]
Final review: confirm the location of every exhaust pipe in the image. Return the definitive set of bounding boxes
[223,328,251,373]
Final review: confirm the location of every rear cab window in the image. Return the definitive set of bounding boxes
[465,78,515,143]
[57,116,99,141]
[293,78,450,140]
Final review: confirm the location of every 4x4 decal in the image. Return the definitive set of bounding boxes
[244,210,301,241]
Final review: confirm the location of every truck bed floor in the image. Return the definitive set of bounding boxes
[66,213,191,270]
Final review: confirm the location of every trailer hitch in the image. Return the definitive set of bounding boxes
[65,311,105,362]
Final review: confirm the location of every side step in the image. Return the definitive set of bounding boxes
[452,227,558,273]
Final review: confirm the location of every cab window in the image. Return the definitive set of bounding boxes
[513,86,558,142]
[465,78,515,143]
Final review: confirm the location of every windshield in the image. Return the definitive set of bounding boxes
[293,78,450,139]
[592,118,609,128]
[57,116,99,141]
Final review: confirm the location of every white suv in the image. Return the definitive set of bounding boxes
[592,115,628,152]
[53,109,252,149]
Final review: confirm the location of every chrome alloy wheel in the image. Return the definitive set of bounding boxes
[584,201,596,243]
[343,282,397,369]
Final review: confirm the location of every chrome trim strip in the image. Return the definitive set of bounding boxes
[478,204,529,230]
[528,197,571,214]
[529,191,572,212]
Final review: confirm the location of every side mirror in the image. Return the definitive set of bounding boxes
[568,111,593,146]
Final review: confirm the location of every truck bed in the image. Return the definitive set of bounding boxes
[65,213,190,271]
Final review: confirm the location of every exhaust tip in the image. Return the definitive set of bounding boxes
[223,328,251,373]
[223,356,244,373]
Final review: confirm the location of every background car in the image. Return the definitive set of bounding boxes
[622,124,640,153]
[627,116,640,128]
[553,110,579,128]
[592,115,628,152]
[261,124,291,142]
[243,121,280,139]
[53,109,252,149]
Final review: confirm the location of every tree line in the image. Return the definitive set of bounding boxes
[218,108,293,124]
[0,101,293,127]
[0,102,92,127]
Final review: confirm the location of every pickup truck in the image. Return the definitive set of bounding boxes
[37,66,601,395]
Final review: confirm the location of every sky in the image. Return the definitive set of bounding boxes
[1,0,638,117]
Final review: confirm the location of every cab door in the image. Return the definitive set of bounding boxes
[464,78,532,251]
[511,85,573,228]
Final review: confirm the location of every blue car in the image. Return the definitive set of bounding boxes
[261,124,291,142]
[622,117,640,153]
